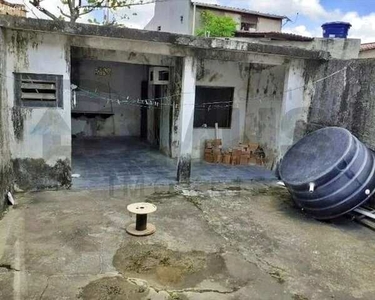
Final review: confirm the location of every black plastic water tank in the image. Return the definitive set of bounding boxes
[279,127,375,219]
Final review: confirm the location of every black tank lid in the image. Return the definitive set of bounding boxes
[280,127,352,185]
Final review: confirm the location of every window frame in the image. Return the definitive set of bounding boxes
[193,85,234,129]
[240,14,258,31]
[14,73,64,108]
[240,22,257,31]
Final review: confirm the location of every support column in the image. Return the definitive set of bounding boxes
[177,57,197,183]
[278,59,309,159]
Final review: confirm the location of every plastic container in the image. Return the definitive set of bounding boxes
[279,127,375,220]
[322,22,351,38]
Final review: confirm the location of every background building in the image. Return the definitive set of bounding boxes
[0,0,26,17]
[145,0,286,35]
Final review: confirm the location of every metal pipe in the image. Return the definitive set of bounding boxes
[354,207,375,220]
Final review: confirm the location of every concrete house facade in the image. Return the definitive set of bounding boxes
[0,15,361,197]
[145,0,285,35]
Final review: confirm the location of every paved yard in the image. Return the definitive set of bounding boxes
[1,182,375,299]
[72,137,275,189]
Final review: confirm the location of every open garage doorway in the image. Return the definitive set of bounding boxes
[70,49,177,189]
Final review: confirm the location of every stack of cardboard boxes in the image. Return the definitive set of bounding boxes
[204,139,265,166]
[204,139,222,163]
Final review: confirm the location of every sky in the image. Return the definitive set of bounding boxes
[9,0,375,43]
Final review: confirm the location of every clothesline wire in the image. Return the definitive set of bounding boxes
[0,61,353,110]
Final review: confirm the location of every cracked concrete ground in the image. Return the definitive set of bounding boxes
[1,182,375,299]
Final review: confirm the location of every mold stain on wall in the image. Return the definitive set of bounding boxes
[12,158,72,191]
[0,28,13,214]
[11,106,30,141]
[170,58,183,157]
[8,30,40,69]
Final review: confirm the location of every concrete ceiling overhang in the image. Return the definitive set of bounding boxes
[0,15,331,64]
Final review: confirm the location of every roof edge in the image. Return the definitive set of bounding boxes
[192,2,287,20]
[360,42,375,52]
[0,15,330,61]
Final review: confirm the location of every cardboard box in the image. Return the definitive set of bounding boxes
[204,153,214,163]
[212,148,221,154]
[233,149,242,157]
[248,143,259,152]
[240,155,249,165]
[223,154,231,164]
[213,139,222,147]
[231,155,238,165]
[214,154,222,163]
[242,149,250,155]
[205,148,213,154]
[206,140,213,149]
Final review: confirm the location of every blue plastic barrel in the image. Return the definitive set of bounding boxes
[322,22,351,38]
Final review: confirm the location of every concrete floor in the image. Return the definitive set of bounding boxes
[72,137,275,189]
[1,182,375,299]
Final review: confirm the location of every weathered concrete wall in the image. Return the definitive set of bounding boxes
[71,47,175,67]
[234,37,360,60]
[192,59,249,159]
[0,28,12,212]
[244,64,286,166]
[71,59,147,137]
[307,59,375,150]
[305,58,375,210]
[278,59,312,159]
[359,50,375,59]
[4,29,71,190]
[159,85,171,156]
[169,58,183,159]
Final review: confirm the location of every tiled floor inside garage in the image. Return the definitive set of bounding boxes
[72,137,276,189]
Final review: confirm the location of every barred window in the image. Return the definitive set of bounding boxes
[194,86,233,128]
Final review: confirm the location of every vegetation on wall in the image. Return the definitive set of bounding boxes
[196,11,237,38]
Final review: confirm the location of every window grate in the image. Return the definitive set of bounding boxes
[14,73,63,108]
[194,86,234,129]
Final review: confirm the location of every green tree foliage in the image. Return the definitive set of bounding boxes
[196,11,237,37]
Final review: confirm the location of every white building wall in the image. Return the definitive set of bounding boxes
[244,64,286,167]
[5,30,71,164]
[146,1,282,35]
[192,59,249,159]
[145,0,191,34]
[257,17,282,32]
[279,59,310,159]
